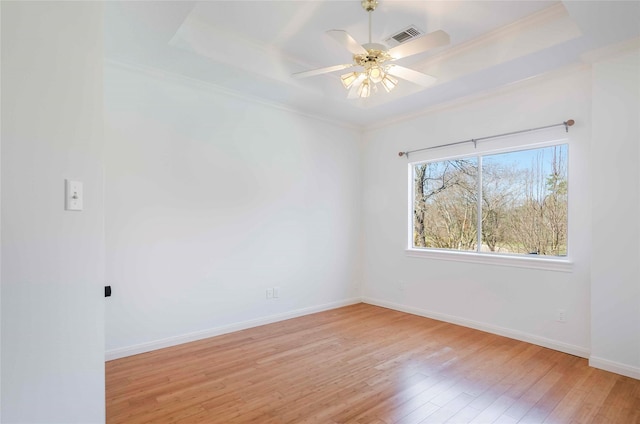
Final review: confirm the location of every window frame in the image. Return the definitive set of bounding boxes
[406,139,573,272]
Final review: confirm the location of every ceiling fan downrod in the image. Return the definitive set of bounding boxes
[362,0,378,44]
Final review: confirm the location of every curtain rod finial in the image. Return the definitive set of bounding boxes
[564,119,575,132]
[398,151,406,157]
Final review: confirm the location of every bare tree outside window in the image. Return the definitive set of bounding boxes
[413,158,478,250]
[412,144,568,257]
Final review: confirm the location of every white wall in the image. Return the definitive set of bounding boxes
[361,68,593,357]
[0,2,3,415]
[590,47,640,378]
[104,64,362,357]
[1,2,105,423]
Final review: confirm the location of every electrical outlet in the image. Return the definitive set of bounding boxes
[273,287,280,298]
[556,309,566,323]
[266,288,274,299]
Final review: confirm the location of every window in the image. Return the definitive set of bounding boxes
[411,144,568,258]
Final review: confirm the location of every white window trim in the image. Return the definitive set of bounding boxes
[407,138,571,272]
[405,248,573,272]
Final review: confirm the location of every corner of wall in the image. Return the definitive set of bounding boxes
[0,2,3,416]
[590,46,640,376]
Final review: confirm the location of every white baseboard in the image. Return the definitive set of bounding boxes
[105,297,362,361]
[362,297,590,359]
[107,296,639,382]
[589,356,640,380]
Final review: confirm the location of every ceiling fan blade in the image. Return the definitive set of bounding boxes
[386,65,437,87]
[326,30,368,55]
[292,63,354,79]
[388,30,450,60]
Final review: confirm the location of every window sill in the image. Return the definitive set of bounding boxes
[405,248,573,272]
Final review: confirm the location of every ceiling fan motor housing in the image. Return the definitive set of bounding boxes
[354,47,391,68]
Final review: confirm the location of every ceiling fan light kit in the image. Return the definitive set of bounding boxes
[292,0,450,100]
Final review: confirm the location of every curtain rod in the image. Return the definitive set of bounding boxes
[398,119,575,158]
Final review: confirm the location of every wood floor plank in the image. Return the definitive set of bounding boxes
[106,303,640,424]
[519,356,592,423]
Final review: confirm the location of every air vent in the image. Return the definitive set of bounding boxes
[384,25,425,47]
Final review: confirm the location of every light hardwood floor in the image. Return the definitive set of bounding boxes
[106,303,640,423]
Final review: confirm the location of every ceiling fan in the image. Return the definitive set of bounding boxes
[292,0,450,99]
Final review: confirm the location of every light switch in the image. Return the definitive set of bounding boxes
[65,179,83,211]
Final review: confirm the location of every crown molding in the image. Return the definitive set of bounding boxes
[414,3,573,71]
[364,62,590,133]
[581,37,640,64]
[103,58,360,132]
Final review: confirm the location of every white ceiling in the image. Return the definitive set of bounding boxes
[104,1,640,128]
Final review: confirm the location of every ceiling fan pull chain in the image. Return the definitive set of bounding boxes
[369,11,372,44]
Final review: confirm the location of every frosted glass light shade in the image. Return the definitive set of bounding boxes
[340,72,359,89]
[368,66,384,83]
[358,79,371,98]
[381,74,398,92]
